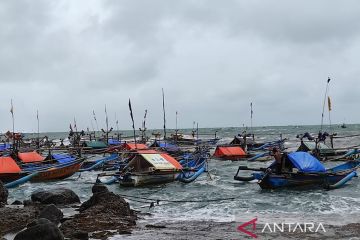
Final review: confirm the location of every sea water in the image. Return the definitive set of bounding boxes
[7,125,360,230]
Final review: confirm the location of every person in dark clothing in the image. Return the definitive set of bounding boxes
[272,148,293,174]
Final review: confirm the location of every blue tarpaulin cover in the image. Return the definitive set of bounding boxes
[0,143,11,151]
[108,139,121,145]
[287,152,326,173]
[52,154,75,164]
[153,141,179,151]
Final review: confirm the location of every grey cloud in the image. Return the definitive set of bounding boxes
[1,0,360,132]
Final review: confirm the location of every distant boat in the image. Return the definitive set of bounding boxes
[341,123,347,128]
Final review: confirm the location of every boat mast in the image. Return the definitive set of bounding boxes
[250,102,254,140]
[128,98,137,148]
[92,110,99,138]
[105,104,109,145]
[10,99,15,152]
[320,77,331,132]
[162,88,167,140]
[175,111,178,143]
[37,110,40,149]
[115,112,120,141]
[140,109,147,142]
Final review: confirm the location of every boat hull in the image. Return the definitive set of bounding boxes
[119,172,180,187]
[30,162,82,181]
[257,172,353,189]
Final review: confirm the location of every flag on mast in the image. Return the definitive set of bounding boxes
[128,99,135,130]
[328,96,332,111]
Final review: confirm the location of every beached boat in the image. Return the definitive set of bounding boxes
[234,151,359,189]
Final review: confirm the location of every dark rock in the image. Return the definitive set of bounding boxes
[60,184,136,239]
[79,186,131,215]
[0,180,8,207]
[38,204,63,224]
[92,183,109,194]
[23,200,33,206]
[0,206,38,235]
[11,200,23,205]
[31,188,80,205]
[14,218,64,240]
[70,230,89,240]
[27,218,52,228]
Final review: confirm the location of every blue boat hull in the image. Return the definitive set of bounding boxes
[255,173,350,189]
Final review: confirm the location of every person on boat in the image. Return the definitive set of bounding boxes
[271,148,293,174]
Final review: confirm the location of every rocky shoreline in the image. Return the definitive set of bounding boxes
[0,181,136,240]
[2,180,360,240]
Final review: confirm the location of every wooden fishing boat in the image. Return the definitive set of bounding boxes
[0,156,25,182]
[212,145,247,160]
[234,151,360,189]
[0,152,84,184]
[96,148,209,186]
[118,150,182,187]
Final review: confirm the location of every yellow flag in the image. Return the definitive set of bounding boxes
[328,96,332,111]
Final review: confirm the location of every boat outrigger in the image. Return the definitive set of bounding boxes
[234,151,360,190]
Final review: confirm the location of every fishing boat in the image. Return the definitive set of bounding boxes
[230,135,285,151]
[212,145,247,160]
[117,150,183,187]
[0,151,84,185]
[97,147,208,187]
[213,139,284,161]
[234,151,359,189]
[149,140,181,155]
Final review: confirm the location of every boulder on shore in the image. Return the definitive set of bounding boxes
[31,188,80,205]
[14,218,64,240]
[38,204,63,224]
[61,184,136,239]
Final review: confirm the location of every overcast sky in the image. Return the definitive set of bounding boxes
[1,0,360,132]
